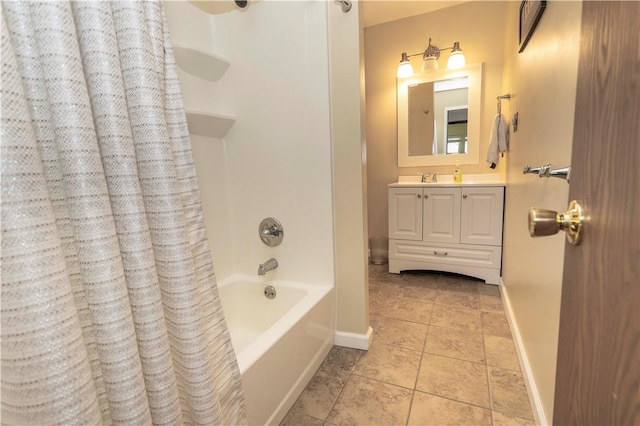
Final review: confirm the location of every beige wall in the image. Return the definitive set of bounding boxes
[364,1,508,239]
[500,1,582,422]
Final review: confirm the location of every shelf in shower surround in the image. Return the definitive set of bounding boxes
[173,45,230,81]
[188,0,238,15]
[185,110,235,138]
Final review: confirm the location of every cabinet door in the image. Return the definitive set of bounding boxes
[389,188,423,240]
[460,186,504,246]
[423,188,461,244]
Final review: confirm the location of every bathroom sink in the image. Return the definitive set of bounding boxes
[395,174,454,184]
[391,174,504,187]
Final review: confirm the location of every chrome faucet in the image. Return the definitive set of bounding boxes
[420,172,437,183]
[258,258,278,275]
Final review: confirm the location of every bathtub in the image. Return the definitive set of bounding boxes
[217,275,334,425]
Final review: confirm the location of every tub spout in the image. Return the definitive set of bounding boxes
[258,258,278,275]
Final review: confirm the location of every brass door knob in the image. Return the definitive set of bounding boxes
[528,200,585,245]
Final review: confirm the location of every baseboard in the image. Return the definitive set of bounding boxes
[500,278,549,426]
[334,326,373,350]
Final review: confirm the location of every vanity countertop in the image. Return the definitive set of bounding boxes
[389,174,505,188]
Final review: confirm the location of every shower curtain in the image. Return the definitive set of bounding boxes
[1,1,246,424]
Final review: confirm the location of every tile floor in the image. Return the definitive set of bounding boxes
[281,265,535,426]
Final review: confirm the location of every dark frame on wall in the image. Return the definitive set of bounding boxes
[519,0,547,52]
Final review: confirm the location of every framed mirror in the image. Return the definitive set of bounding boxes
[397,63,482,167]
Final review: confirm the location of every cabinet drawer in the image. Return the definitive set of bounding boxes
[389,239,502,269]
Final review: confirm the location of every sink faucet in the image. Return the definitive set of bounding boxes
[420,172,437,183]
[258,258,278,275]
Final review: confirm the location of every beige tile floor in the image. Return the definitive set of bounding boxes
[281,265,535,426]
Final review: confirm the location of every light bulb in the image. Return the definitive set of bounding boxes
[397,53,414,78]
[447,42,466,70]
[447,51,465,69]
[422,55,438,71]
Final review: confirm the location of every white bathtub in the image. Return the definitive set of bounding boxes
[217,275,334,425]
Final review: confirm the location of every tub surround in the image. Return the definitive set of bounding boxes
[166,2,350,425]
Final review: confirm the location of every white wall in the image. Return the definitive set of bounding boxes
[209,1,335,285]
[328,0,370,339]
[165,1,335,285]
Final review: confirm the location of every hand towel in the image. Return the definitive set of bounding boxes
[487,113,509,169]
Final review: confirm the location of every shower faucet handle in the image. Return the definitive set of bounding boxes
[259,217,284,247]
[262,225,281,237]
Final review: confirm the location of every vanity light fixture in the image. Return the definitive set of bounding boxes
[396,38,466,77]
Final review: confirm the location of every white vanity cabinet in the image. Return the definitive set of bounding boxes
[388,184,505,284]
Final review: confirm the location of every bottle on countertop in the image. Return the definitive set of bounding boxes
[453,161,463,183]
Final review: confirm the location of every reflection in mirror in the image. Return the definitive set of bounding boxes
[445,106,468,154]
[398,63,482,167]
[407,82,434,156]
[408,77,469,156]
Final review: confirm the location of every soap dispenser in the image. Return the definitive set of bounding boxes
[453,161,463,183]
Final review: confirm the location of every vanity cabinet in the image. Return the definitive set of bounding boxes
[388,185,505,284]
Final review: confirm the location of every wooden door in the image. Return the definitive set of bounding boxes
[388,188,423,241]
[460,186,504,246]
[553,2,639,424]
[422,187,460,244]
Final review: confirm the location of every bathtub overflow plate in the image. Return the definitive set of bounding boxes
[264,285,277,299]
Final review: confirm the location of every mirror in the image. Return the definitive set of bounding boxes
[398,63,482,167]
[408,78,469,156]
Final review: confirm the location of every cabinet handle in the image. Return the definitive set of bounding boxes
[433,251,448,256]
[417,194,422,198]
[463,194,468,199]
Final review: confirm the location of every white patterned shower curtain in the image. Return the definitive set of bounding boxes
[1,1,246,424]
